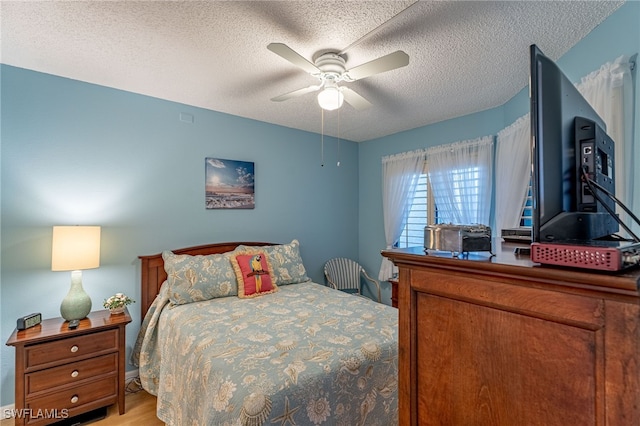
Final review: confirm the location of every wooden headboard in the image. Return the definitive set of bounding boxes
[138,241,274,319]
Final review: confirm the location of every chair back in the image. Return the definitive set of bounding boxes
[324,258,363,293]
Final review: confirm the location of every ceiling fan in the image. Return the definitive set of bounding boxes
[267,42,409,111]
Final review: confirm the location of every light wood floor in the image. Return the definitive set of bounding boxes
[94,389,163,426]
[1,387,163,426]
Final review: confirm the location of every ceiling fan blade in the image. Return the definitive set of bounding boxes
[267,43,320,74]
[339,1,419,55]
[271,85,322,102]
[345,50,409,81]
[341,87,372,110]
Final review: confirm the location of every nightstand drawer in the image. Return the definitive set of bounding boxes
[25,375,117,425]
[26,353,117,395]
[25,329,118,370]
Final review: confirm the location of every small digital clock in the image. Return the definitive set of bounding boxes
[17,313,42,330]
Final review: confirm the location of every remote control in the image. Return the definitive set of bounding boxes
[68,319,80,329]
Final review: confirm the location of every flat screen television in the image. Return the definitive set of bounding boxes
[529,44,618,243]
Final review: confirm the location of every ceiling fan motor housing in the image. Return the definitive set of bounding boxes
[314,53,346,76]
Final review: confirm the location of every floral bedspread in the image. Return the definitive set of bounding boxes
[132,282,398,426]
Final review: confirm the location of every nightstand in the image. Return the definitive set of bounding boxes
[6,309,132,426]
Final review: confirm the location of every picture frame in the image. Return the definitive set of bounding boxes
[205,158,255,209]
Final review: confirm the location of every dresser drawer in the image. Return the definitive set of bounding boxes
[25,375,117,425]
[25,329,118,371]
[25,353,117,396]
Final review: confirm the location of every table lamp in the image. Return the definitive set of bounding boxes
[51,225,101,321]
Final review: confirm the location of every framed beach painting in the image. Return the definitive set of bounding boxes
[205,158,255,209]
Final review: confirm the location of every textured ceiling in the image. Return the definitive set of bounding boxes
[0,1,624,142]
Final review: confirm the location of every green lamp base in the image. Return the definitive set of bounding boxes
[60,270,92,321]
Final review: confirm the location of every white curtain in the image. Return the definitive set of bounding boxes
[495,114,531,233]
[576,55,634,233]
[378,150,426,281]
[427,136,494,225]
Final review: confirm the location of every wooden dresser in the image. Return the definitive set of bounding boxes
[6,309,131,426]
[382,243,640,426]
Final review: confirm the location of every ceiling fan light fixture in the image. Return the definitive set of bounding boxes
[317,86,344,111]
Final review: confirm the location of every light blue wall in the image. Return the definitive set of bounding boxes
[358,0,640,304]
[0,67,359,405]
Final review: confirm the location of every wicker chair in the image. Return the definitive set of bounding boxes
[323,258,381,303]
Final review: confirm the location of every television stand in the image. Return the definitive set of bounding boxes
[382,244,640,425]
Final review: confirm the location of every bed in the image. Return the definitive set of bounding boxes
[132,241,398,426]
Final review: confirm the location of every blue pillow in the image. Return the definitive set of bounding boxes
[162,251,237,305]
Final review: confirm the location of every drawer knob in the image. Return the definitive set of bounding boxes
[71,370,79,378]
[70,345,79,353]
[70,395,79,404]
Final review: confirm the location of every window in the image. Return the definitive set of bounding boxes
[432,166,483,224]
[394,136,493,250]
[397,165,490,248]
[520,178,533,227]
[397,173,433,248]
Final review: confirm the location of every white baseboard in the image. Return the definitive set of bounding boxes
[1,369,139,419]
[126,368,139,381]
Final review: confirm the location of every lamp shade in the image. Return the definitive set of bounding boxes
[52,226,101,271]
[317,86,344,111]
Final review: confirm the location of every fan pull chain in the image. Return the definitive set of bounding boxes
[320,108,325,167]
[337,109,341,167]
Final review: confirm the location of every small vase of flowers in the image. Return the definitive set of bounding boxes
[103,293,134,315]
